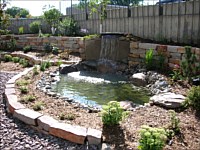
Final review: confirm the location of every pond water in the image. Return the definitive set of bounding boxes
[51,71,150,107]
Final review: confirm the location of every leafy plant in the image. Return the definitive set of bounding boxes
[181,46,199,82]
[44,43,53,53]
[157,52,165,71]
[33,65,39,75]
[18,26,24,34]
[168,110,180,134]
[40,61,51,71]
[84,34,99,40]
[4,54,12,62]
[19,86,28,94]
[12,57,20,63]
[52,46,59,55]
[170,65,182,81]
[16,79,29,86]
[45,61,51,68]
[138,125,167,150]
[19,58,29,67]
[101,101,128,126]
[184,86,200,111]
[20,95,36,104]
[23,45,32,53]
[32,101,45,111]
[145,48,154,70]
[29,21,41,33]
[6,37,16,51]
[57,59,62,67]
[59,112,76,120]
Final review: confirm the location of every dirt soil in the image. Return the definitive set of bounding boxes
[1,60,200,150]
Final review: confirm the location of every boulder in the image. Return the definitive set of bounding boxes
[150,92,185,108]
[130,73,147,86]
[59,64,78,74]
[119,101,137,110]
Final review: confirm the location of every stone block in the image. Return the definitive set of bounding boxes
[170,53,181,59]
[169,58,180,65]
[49,123,87,144]
[72,44,79,49]
[177,47,185,53]
[156,45,167,53]
[130,49,146,54]
[87,128,102,145]
[167,46,179,53]
[130,42,139,49]
[8,99,25,114]
[13,109,43,126]
[128,54,140,58]
[37,115,58,132]
[195,48,200,55]
[128,61,140,66]
[4,88,15,95]
[139,43,158,50]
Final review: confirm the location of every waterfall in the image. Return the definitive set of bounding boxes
[98,35,120,73]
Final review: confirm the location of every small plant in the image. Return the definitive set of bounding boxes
[20,95,36,104]
[184,86,200,111]
[4,54,12,62]
[44,43,53,53]
[19,86,28,94]
[45,61,51,68]
[57,60,63,67]
[16,79,29,86]
[12,57,20,63]
[52,46,59,55]
[138,125,167,150]
[101,101,128,126]
[59,112,76,120]
[19,58,29,68]
[23,45,32,53]
[145,48,154,70]
[168,110,180,134]
[29,21,41,33]
[181,46,199,82]
[33,65,39,75]
[18,26,24,34]
[170,65,182,81]
[157,52,165,71]
[32,101,45,111]
[83,34,99,40]
[7,37,17,51]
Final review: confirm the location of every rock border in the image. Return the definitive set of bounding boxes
[3,67,102,145]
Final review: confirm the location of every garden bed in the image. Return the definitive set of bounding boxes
[1,60,199,149]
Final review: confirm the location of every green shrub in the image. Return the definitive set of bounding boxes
[44,43,53,53]
[59,112,76,120]
[18,26,24,34]
[16,79,29,86]
[23,45,32,53]
[29,21,41,33]
[57,60,62,67]
[40,62,46,71]
[32,101,44,111]
[101,101,128,126]
[12,57,20,63]
[138,125,167,150]
[145,48,154,70]
[4,54,12,62]
[19,58,29,67]
[45,61,51,68]
[168,110,180,134]
[20,95,36,104]
[19,86,28,94]
[184,86,200,111]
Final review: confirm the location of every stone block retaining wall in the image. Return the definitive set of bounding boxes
[129,42,200,69]
[0,35,85,60]
[3,67,102,145]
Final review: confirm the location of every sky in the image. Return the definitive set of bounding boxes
[6,0,80,16]
[6,0,159,17]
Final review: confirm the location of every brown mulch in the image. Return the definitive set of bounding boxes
[1,61,200,150]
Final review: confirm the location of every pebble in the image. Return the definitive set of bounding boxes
[0,72,98,150]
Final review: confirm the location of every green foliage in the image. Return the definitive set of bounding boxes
[0,29,10,35]
[57,59,62,67]
[59,112,76,120]
[84,34,99,40]
[157,52,165,71]
[58,17,80,36]
[43,8,61,28]
[18,26,24,34]
[12,56,20,63]
[19,58,29,67]
[6,6,30,18]
[32,101,45,111]
[20,95,36,104]
[145,48,154,70]
[29,21,41,33]
[44,43,53,53]
[19,86,28,94]
[101,101,128,126]
[138,125,167,150]
[40,61,51,71]
[1,37,17,51]
[23,45,32,53]
[181,46,199,81]
[33,65,39,75]
[184,86,200,111]
[16,79,29,86]
[168,110,180,134]
[52,46,59,55]
[170,65,182,81]
[4,54,12,62]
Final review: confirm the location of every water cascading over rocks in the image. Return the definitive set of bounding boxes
[97,35,120,73]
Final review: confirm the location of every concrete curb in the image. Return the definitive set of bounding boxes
[4,67,102,145]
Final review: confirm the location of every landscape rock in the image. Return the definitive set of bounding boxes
[130,73,146,86]
[59,64,78,74]
[119,101,137,110]
[37,115,58,132]
[150,92,185,108]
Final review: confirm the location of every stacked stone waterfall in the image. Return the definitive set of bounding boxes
[98,35,119,73]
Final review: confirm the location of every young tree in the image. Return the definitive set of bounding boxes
[6,6,30,18]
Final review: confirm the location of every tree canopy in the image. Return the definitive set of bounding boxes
[5,6,30,18]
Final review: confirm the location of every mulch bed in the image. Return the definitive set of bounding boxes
[1,60,200,150]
